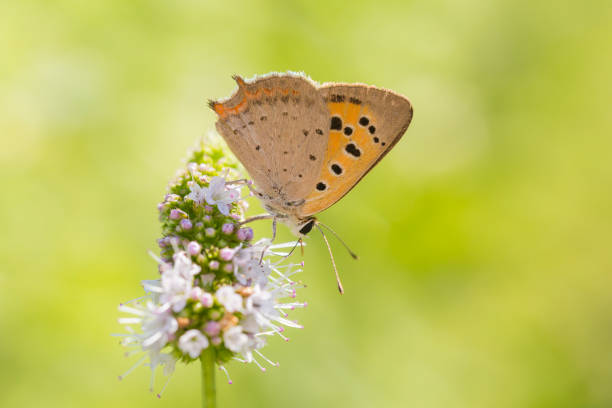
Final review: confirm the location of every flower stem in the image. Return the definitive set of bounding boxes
[200,348,216,408]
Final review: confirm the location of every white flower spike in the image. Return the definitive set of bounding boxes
[117,139,307,402]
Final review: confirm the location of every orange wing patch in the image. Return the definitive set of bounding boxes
[301,99,384,216]
[210,76,300,119]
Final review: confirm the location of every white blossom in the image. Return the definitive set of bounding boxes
[171,251,201,280]
[185,181,207,205]
[215,286,243,313]
[179,329,209,358]
[159,252,200,312]
[233,244,271,286]
[118,301,178,351]
[203,176,240,215]
[223,325,248,353]
[244,285,277,323]
[160,271,191,312]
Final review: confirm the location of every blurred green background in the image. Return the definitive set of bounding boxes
[1,0,611,407]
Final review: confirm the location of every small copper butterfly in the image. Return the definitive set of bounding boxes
[210,72,413,292]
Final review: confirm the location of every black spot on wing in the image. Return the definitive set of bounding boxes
[330,116,342,131]
[345,143,361,157]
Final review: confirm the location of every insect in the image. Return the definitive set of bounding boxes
[210,72,413,292]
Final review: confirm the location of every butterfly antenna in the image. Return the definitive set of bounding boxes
[316,224,344,295]
[316,222,359,260]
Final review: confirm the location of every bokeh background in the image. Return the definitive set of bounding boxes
[1,0,611,407]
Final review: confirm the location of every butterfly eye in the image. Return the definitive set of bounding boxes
[298,220,316,235]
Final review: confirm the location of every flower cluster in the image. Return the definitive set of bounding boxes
[117,139,306,396]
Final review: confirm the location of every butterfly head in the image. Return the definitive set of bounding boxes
[288,216,317,238]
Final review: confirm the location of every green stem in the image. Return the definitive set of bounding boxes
[200,348,216,408]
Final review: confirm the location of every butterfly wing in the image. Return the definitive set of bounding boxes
[211,73,329,212]
[298,84,413,217]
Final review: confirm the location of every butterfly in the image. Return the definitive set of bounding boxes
[210,72,413,291]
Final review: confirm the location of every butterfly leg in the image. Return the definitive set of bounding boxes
[237,213,277,242]
[225,178,251,186]
[238,213,274,226]
[226,178,259,197]
[257,216,277,264]
[278,238,302,260]
[271,217,277,242]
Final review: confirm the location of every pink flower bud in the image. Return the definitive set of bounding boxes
[190,287,204,300]
[200,292,213,308]
[187,241,201,255]
[219,247,234,261]
[204,321,221,337]
[222,223,235,235]
[237,227,253,241]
